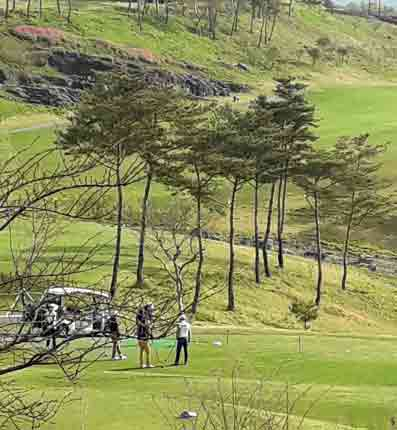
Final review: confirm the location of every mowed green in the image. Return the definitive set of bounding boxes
[13,331,397,430]
[310,86,397,176]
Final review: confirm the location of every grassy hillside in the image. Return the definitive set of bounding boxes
[1,1,397,318]
[2,3,397,252]
[2,1,397,84]
[3,218,397,335]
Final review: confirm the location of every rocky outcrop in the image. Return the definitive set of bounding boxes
[188,227,397,277]
[3,72,94,106]
[6,84,81,107]
[0,50,249,107]
[48,51,116,75]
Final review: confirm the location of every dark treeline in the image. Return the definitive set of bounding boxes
[58,74,393,314]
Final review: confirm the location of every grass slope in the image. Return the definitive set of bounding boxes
[3,218,397,334]
[2,2,397,83]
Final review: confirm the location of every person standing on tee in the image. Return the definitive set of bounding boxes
[174,314,191,366]
[136,305,154,368]
[108,313,126,361]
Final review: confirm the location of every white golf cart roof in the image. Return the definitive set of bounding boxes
[46,286,110,300]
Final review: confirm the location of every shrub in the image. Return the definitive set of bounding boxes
[0,38,28,66]
[316,36,332,49]
[11,26,65,44]
[289,300,319,329]
[29,50,49,67]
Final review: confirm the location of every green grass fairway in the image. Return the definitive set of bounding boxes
[12,331,397,430]
[310,86,397,176]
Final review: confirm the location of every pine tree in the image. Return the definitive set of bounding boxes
[331,135,392,290]
[214,106,255,311]
[58,75,190,297]
[294,149,338,306]
[163,101,220,314]
[249,96,282,281]
[254,79,317,270]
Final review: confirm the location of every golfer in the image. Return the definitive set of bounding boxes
[136,305,154,368]
[174,314,191,366]
[108,313,126,361]
[44,304,58,350]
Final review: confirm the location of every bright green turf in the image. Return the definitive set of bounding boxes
[11,331,397,430]
[310,86,397,176]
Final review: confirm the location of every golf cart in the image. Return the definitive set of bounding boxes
[37,286,112,336]
[1,286,113,339]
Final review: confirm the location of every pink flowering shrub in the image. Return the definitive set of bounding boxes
[12,26,65,43]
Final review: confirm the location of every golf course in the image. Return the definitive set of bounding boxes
[2,0,397,428]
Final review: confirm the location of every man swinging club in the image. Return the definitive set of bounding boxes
[174,314,191,366]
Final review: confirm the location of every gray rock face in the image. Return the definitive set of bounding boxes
[6,85,81,107]
[2,50,248,107]
[3,72,96,106]
[48,51,115,75]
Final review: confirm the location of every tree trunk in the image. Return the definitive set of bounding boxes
[192,191,204,315]
[11,0,15,12]
[288,0,293,16]
[230,0,240,35]
[212,9,218,39]
[39,0,42,18]
[257,12,266,48]
[277,162,289,269]
[341,192,355,291]
[136,168,153,286]
[5,0,10,18]
[227,179,239,311]
[155,0,159,16]
[66,0,72,22]
[314,192,322,307]
[268,12,278,43]
[254,175,260,284]
[26,0,32,17]
[262,181,275,278]
[250,1,256,33]
[109,155,123,300]
[208,5,217,39]
[174,265,185,314]
[276,176,284,268]
[137,0,143,30]
[165,0,169,23]
[56,0,61,15]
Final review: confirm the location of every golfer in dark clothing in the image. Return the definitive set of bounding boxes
[174,314,191,366]
[108,314,126,361]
